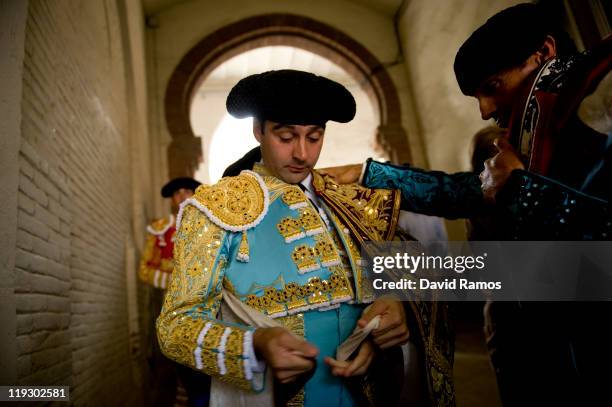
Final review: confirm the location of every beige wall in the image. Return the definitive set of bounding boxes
[9,0,150,403]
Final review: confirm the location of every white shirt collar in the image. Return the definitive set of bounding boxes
[300,173,314,195]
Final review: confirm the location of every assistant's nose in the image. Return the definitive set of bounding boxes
[477,96,497,121]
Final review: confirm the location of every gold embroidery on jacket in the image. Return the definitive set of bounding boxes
[241,268,353,317]
[277,207,326,243]
[299,207,325,236]
[314,234,342,268]
[277,217,305,243]
[311,171,400,244]
[223,329,247,381]
[285,282,310,313]
[193,173,266,229]
[199,324,227,377]
[161,317,207,367]
[282,187,308,209]
[292,245,320,273]
[158,205,254,391]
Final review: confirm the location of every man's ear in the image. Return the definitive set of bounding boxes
[253,118,263,143]
[535,35,557,64]
[253,119,263,143]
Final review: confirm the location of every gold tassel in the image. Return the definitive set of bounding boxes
[237,230,250,262]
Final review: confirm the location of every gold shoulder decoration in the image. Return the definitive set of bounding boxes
[146,214,175,236]
[175,171,268,263]
[311,170,400,244]
[176,170,269,233]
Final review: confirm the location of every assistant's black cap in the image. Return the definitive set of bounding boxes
[161,177,201,198]
[454,3,558,96]
[226,69,356,125]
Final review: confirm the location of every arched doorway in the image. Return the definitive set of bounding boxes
[164,13,411,179]
[190,46,381,184]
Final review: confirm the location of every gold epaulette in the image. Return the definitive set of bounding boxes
[146,214,175,236]
[312,170,400,244]
[175,171,269,262]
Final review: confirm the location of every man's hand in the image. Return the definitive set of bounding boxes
[357,298,409,349]
[324,340,375,377]
[253,327,319,384]
[480,138,524,202]
[318,163,363,184]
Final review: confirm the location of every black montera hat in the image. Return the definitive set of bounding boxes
[160,177,201,198]
[226,69,356,125]
[454,3,557,96]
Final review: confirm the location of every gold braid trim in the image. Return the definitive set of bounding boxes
[311,170,400,245]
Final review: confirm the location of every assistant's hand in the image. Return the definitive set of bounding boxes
[325,340,375,377]
[318,163,363,184]
[253,327,319,384]
[357,298,409,349]
[479,138,524,202]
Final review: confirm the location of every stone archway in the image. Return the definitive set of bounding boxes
[164,13,411,178]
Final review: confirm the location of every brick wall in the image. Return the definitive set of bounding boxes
[17,0,139,403]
